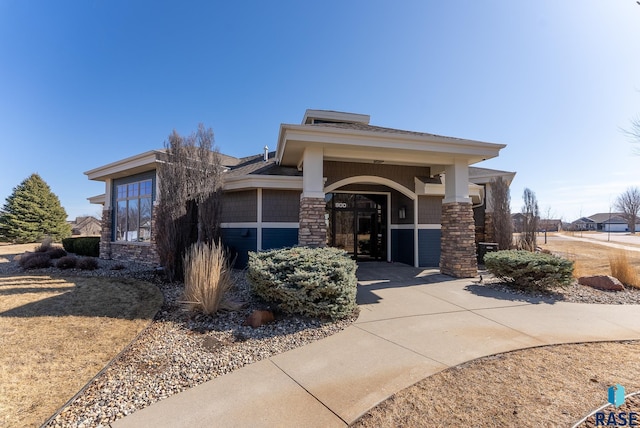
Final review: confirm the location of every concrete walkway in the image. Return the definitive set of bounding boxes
[113,264,640,428]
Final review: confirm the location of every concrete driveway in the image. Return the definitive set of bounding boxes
[113,263,640,428]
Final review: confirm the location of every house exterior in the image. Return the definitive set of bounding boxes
[571,213,638,232]
[85,110,514,278]
[68,216,102,236]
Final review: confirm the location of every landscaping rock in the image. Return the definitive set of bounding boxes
[243,310,275,328]
[578,275,625,291]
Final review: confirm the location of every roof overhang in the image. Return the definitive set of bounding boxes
[469,170,516,185]
[276,124,506,170]
[88,194,106,205]
[84,150,163,181]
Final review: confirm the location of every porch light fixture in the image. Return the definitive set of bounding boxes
[399,206,407,219]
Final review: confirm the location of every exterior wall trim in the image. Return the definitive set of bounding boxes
[390,224,441,230]
[325,175,416,201]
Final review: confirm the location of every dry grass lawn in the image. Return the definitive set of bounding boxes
[0,274,163,428]
[354,234,640,427]
[539,234,640,285]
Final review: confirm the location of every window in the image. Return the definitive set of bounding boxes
[115,179,153,242]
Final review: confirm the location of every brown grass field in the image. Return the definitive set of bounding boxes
[355,233,640,427]
[0,271,163,428]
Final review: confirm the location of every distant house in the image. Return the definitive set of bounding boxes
[570,213,635,232]
[538,218,562,232]
[68,216,101,236]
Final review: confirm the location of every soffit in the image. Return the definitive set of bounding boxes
[277,124,505,168]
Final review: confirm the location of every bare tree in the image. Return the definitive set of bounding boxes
[155,124,223,281]
[519,188,539,251]
[614,187,640,234]
[490,176,513,250]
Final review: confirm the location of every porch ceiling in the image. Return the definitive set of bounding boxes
[277,124,505,169]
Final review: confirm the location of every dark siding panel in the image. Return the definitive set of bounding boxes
[391,191,414,225]
[220,228,257,268]
[418,229,441,267]
[324,161,429,191]
[262,190,300,222]
[391,229,414,266]
[418,196,442,224]
[262,228,299,250]
[221,190,257,223]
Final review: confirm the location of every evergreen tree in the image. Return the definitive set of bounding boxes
[0,174,72,243]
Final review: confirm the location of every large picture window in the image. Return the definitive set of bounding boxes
[115,179,153,242]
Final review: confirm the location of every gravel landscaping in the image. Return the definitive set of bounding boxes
[0,256,356,428]
[3,247,639,427]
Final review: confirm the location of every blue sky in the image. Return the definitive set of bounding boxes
[1,0,639,222]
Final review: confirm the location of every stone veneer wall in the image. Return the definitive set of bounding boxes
[99,208,112,260]
[98,208,159,265]
[298,197,326,247]
[440,202,477,278]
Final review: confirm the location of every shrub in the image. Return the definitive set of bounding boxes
[56,255,77,269]
[484,250,574,292]
[61,237,75,253]
[77,257,99,270]
[46,247,67,259]
[182,241,236,315]
[609,251,639,289]
[247,246,358,320]
[63,237,100,257]
[18,252,52,270]
[35,238,53,253]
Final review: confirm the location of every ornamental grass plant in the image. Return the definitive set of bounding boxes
[182,240,236,315]
[609,251,640,289]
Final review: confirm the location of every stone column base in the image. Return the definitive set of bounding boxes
[99,208,112,260]
[298,197,327,247]
[440,202,478,278]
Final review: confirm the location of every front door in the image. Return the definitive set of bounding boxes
[326,193,387,261]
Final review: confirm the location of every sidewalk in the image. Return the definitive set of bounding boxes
[113,264,640,427]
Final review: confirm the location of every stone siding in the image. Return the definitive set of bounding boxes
[484,212,495,243]
[298,197,326,247]
[440,202,477,278]
[98,208,159,265]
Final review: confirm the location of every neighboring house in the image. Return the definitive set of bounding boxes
[68,216,101,236]
[570,213,633,232]
[85,109,514,278]
[539,218,562,232]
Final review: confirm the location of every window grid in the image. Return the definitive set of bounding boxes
[115,179,153,242]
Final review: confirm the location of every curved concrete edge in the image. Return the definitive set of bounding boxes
[112,273,640,428]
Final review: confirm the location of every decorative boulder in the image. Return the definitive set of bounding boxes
[578,275,625,291]
[243,310,275,328]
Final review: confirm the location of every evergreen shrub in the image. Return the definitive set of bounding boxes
[62,237,100,257]
[61,238,75,253]
[484,250,574,291]
[247,247,358,320]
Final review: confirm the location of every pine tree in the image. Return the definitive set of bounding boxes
[0,174,72,243]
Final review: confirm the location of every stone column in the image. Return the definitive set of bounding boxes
[298,197,327,247]
[440,202,477,277]
[99,208,112,260]
[298,146,326,247]
[440,159,477,277]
